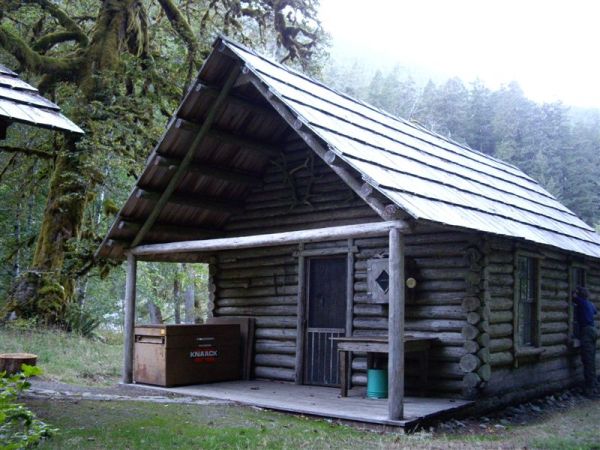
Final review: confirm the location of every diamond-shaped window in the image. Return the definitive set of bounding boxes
[376,270,389,293]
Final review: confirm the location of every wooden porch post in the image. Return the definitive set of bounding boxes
[122,252,137,384]
[388,227,405,420]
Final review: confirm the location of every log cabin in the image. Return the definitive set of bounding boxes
[97,36,600,424]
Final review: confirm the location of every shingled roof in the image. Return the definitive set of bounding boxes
[98,37,600,260]
[0,64,83,134]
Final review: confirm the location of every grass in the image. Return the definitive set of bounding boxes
[3,327,600,448]
[0,327,122,386]
[25,397,600,449]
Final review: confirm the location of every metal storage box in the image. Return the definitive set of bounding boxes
[133,324,241,387]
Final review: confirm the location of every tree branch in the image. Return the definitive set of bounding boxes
[0,145,54,159]
[32,31,87,53]
[22,0,88,47]
[155,0,199,83]
[0,25,83,79]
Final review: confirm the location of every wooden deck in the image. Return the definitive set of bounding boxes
[134,380,472,428]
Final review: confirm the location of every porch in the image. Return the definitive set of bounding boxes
[135,379,473,429]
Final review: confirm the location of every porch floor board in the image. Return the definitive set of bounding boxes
[133,380,472,428]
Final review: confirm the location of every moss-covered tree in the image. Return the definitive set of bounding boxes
[0,0,323,323]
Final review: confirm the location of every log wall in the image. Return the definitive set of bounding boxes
[209,139,600,405]
[481,237,600,404]
[209,140,485,396]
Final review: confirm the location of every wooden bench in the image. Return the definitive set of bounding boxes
[332,336,438,397]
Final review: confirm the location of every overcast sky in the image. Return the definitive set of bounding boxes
[318,0,600,108]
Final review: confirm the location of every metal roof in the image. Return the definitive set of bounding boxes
[221,38,600,259]
[0,63,83,134]
[97,37,600,260]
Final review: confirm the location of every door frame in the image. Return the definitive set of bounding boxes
[294,240,357,385]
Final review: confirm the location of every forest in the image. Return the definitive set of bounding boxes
[0,0,598,333]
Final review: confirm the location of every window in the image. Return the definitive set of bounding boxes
[516,255,540,347]
[569,265,586,342]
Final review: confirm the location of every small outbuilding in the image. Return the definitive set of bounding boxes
[97,37,600,427]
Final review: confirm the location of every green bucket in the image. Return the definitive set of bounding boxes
[366,369,388,399]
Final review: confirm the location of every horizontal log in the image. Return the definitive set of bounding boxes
[254,366,295,382]
[254,316,297,328]
[217,245,296,261]
[133,221,409,256]
[217,276,298,289]
[490,351,513,366]
[541,300,568,312]
[254,340,296,354]
[487,263,514,274]
[401,331,464,346]
[488,297,513,311]
[354,304,387,317]
[488,285,513,297]
[488,274,514,286]
[541,322,568,333]
[430,346,467,362]
[215,305,296,316]
[539,345,568,360]
[490,310,513,324]
[541,311,568,321]
[254,328,297,340]
[219,256,296,270]
[490,338,513,352]
[418,268,470,280]
[541,333,567,346]
[254,354,295,368]
[490,323,512,338]
[217,296,297,307]
[218,265,297,280]
[418,280,467,291]
[406,305,464,320]
[405,319,465,332]
[227,208,380,233]
[219,285,297,298]
[488,252,513,264]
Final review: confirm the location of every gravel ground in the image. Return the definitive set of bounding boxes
[26,378,230,405]
[432,387,600,435]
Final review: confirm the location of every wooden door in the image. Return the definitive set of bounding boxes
[304,257,347,386]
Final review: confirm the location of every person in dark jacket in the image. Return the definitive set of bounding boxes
[573,286,598,397]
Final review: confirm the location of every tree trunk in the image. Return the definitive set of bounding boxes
[174,265,181,324]
[8,144,89,322]
[147,301,163,324]
[184,264,196,323]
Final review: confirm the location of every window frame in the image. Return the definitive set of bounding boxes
[513,251,543,361]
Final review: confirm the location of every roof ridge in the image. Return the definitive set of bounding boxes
[218,36,529,178]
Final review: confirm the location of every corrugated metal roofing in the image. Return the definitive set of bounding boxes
[221,38,600,259]
[0,64,83,134]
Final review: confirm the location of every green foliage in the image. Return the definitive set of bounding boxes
[0,365,57,449]
[63,303,101,338]
[0,328,122,386]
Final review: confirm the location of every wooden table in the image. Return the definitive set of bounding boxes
[332,336,438,397]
